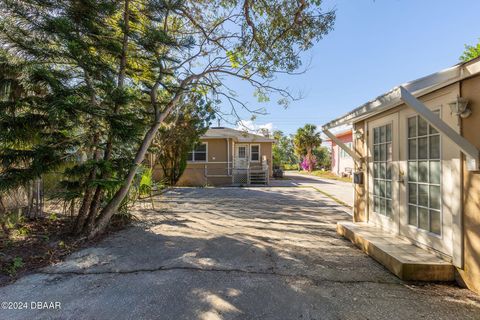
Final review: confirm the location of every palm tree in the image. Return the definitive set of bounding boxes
[293,124,322,172]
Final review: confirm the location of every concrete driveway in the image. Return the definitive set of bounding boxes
[1,187,479,320]
[272,171,354,207]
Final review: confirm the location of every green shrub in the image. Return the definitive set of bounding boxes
[5,257,24,276]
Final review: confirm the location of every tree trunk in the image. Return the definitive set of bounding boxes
[0,197,10,236]
[83,0,131,234]
[73,182,95,234]
[72,132,100,234]
[87,120,163,239]
[307,148,313,172]
[87,72,196,239]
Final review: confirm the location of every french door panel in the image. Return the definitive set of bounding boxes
[399,108,454,257]
[368,114,399,234]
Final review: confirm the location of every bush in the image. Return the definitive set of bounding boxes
[283,163,299,170]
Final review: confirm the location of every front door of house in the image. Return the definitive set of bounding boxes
[368,114,400,234]
[398,104,457,258]
[235,144,248,169]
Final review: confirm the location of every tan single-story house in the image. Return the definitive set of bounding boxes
[323,56,480,294]
[153,127,274,186]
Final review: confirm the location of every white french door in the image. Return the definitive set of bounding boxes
[368,114,400,233]
[398,105,456,258]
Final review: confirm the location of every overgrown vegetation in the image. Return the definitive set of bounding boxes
[293,124,322,172]
[273,128,330,171]
[0,0,335,242]
[298,170,351,183]
[152,95,214,186]
[272,130,297,168]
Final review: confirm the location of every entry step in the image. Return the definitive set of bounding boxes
[337,222,454,281]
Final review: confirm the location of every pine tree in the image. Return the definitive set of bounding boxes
[0,0,144,232]
[1,0,335,238]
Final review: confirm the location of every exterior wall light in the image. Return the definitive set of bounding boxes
[448,96,471,118]
[354,130,364,140]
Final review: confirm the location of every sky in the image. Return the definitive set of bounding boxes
[221,0,480,135]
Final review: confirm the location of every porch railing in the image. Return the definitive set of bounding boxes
[200,162,269,185]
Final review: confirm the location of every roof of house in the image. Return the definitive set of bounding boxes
[201,127,275,142]
[322,56,480,130]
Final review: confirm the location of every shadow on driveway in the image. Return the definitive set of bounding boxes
[0,187,479,320]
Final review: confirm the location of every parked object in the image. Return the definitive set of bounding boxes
[273,166,284,178]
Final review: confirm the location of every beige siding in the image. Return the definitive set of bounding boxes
[351,79,480,293]
[205,138,229,163]
[458,74,480,294]
[353,120,367,222]
[153,137,273,186]
[258,141,273,177]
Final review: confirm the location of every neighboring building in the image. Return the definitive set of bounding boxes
[326,128,354,177]
[322,57,480,294]
[153,127,274,186]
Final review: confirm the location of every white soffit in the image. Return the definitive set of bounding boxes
[322,57,480,130]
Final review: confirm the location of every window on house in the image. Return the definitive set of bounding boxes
[372,124,393,218]
[238,146,246,158]
[340,142,352,158]
[251,145,259,161]
[187,143,207,161]
[407,111,441,235]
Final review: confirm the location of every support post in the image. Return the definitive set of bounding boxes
[322,129,363,163]
[399,86,479,171]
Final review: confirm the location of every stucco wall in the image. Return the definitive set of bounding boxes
[331,133,354,176]
[458,74,480,294]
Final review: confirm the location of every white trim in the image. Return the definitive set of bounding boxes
[367,114,400,235]
[201,161,229,164]
[250,144,260,162]
[234,143,249,169]
[226,138,231,175]
[404,111,443,237]
[201,136,274,143]
[322,58,480,130]
[187,141,208,163]
[399,86,479,170]
[398,98,462,266]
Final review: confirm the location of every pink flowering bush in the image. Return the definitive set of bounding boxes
[300,156,317,171]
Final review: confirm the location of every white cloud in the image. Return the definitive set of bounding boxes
[235,120,274,134]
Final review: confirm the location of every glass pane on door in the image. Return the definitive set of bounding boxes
[372,123,393,219]
[407,114,441,235]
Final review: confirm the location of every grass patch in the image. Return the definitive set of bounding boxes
[297,170,352,183]
[306,186,352,209]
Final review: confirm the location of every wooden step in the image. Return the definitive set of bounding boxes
[337,222,455,281]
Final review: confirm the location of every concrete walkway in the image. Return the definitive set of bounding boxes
[271,171,354,207]
[1,188,479,320]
